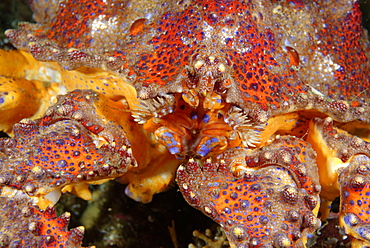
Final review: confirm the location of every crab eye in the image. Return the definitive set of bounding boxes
[215,77,232,95]
[214,80,227,94]
[185,68,199,88]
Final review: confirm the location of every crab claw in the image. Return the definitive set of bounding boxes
[0,90,137,209]
[0,188,92,248]
[339,155,370,247]
[307,117,370,247]
[177,136,321,247]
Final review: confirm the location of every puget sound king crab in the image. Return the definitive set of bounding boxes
[0,0,370,247]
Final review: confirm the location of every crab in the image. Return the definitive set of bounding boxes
[0,0,370,247]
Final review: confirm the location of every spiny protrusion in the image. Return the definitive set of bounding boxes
[281,185,299,205]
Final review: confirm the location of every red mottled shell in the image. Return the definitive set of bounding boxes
[7,0,370,124]
[0,191,86,248]
[2,0,370,247]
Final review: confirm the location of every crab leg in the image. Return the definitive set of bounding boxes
[339,155,370,247]
[307,117,370,247]
[0,188,91,248]
[177,136,321,247]
[0,49,140,134]
[0,90,138,246]
[0,90,137,205]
